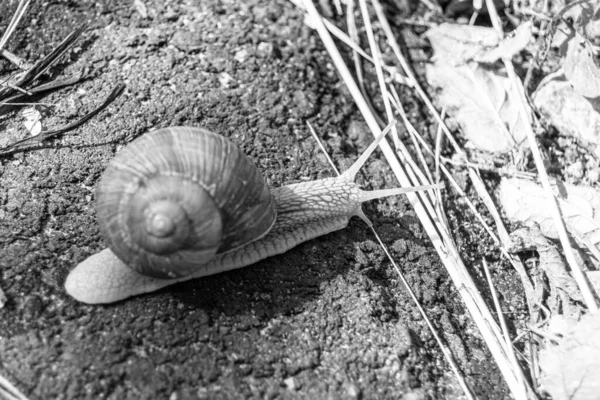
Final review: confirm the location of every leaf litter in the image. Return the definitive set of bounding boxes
[425,23,532,152]
[539,312,600,400]
[419,0,600,398]
[291,0,600,397]
[532,69,600,155]
[556,0,600,98]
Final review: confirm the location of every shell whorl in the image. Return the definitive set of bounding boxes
[96,127,276,279]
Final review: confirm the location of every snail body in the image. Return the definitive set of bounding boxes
[66,126,439,304]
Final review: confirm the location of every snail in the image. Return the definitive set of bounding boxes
[65,126,440,304]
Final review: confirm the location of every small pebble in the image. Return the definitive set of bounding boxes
[344,381,362,399]
[163,7,179,21]
[234,49,248,63]
[219,72,234,88]
[284,377,297,391]
[257,42,274,58]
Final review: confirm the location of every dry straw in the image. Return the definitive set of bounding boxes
[293,0,535,398]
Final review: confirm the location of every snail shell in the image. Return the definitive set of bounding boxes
[66,125,442,304]
[96,127,276,279]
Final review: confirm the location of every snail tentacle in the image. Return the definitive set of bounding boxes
[66,126,442,304]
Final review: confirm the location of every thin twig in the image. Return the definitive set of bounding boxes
[482,258,525,390]
[306,121,339,175]
[358,0,399,150]
[290,0,411,86]
[0,25,86,100]
[370,0,462,153]
[0,0,31,51]
[299,0,520,397]
[485,0,599,312]
[1,49,32,70]
[309,118,474,400]
[0,84,125,157]
[0,69,88,114]
[0,373,29,400]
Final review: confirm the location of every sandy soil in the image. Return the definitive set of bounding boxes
[0,0,521,398]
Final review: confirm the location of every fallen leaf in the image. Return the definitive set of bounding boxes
[426,23,500,66]
[583,18,600,40]
[498,177,600,245]
[426,22,532,66]
[546,314,579,336]
[475,21,533,64]
[426,62,528,152]
[564,33,600,98]
[507,223,583,303]
[533,70,600,153]
[540,312,600,400]
[570,1,600,39]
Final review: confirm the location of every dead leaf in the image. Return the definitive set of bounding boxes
[475,21,533,64]
[584,18,600,40]
[426,22,532,66]
[540,312,600,400]
[498,177,600,245]
[508,223,583,303]
[533,70,600,153]
[564,34,600,98]
[426,62,528,152]
[426,23,500,66]
[569,1,600,40]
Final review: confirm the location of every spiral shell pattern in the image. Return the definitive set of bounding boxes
[96,127,276,278]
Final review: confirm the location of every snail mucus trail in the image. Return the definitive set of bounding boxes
[65,126,441,304]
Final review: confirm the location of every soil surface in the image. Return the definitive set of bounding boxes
[0,1,520,399]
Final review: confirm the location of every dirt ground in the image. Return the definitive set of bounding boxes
[0,0,523,399]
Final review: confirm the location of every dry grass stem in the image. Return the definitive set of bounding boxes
[0,84,124,157]
[308,116,474,399]
[358,0,399,150]
[371,0,463,153]
[0,0,31,52]
[482,258,528,395]
[388,88,435,186]
[510,54,598,311]
[290,0,409,85]
[1,49,32,70]
[387,87,536,317]
[306,121,340,174]
[370,228,475,400]
[300,0,478,395]
[297,0,534,397]
[484,0,599,312]
[0,373,29,400]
